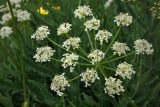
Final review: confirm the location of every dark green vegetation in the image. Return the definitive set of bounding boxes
[0,0,160,107]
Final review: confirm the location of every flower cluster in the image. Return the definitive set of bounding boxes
[0,26,13,38]
[121,0,136,2]
[61,53,79,72]
[31,26,50,40]
[62,37,81,51]
[57,23,72,35]
[104,0,113,9]
[16,9,31,22]
[150,1,160,19]
[74,5,93,19]
[134,39,154,55]
[80,68,99,87]
[33,46,55,62]
[50,73,70,96]
[112,41,130,56]
[104,77,124,97]
[114,13,133,26]
[116,62,135,79]
[84,17,100,31]
[95,30,112,44]
[88,50,105,64]
[0,13,12,24]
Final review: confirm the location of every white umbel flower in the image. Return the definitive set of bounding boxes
[80,68,99,87]
[95,30,112,44]
[0,26,13,38]
[88,50,105,64]
[114,13,132,26]
[104,77,124,97]
[50,73,70,96]
[84,17,100,31]
[62,37,81,51]
[16,9,31,22]
[31,26,50,40]
[112,41,130,56]
[61,53,79,72]
[10,0,21,5]
[104,0,113,9]
[57,23,72,35]
[74,5,93,19]
[134,39,154,55]
[33,46,55,62]
[116,62,135,79]
[0,13,12,24]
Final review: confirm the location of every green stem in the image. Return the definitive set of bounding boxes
[51,58,61,62]
[101,66,116,71]
[102,52,135,64]
[69,75,81,82]
[78,46,88,56]
[98,67,107,77]
[86,31,93,50]
[122,94,137,107]
[105,27,121,54]
[78,63,93,66]
[94,30,97,49]
[7,0,27,102]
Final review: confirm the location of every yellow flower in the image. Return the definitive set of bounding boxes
[52,6,61,11]
[37,7,49,15]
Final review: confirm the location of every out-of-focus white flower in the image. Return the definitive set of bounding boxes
[33,46,55,62]
[61,53,79,72]
[80,68,99,87]
[150,1,160,19]
[116,62,135,79]
[62,37,81,51]
[112,41,130,56]
[0,26,13,38]
[134,39,154,55]
[57,23,72,35]
[50,73,70,96]
[88,50,105,64]
[84,17,100,31]
[16,9,31,22]
[95,30,112,44]
[104,0,113,9]
[10,0,21,5]
[104,77,124,97]
[74,5,93,19]
[114,13,132,26]
[0,13,12,24]
[31,26,50,40]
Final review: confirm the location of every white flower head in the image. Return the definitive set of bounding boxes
[0,13,12,24]
[16,9,31,22]
[31,26,50,40]
[95,30,112,44]
[104,77,124,97]
[62,37,81,51]
[112,41,130,56]
[10,0,21,5]
[74,5,93,19]
[0,26,13,38]
[84,17,100,31]
[33,46,55,62]
[80,68,99,87]
[57,23,72,35]
[116,62,135,79]
[88,50,105,64]
[114,13,133,26]
[150,1,160,19]
[104,0,113,9]
[134,39,154,55]
[61,53,79,72]
[50,73,70,96]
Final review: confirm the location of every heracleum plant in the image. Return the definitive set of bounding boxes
[0,0,155,106]
[30,4,154,102]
